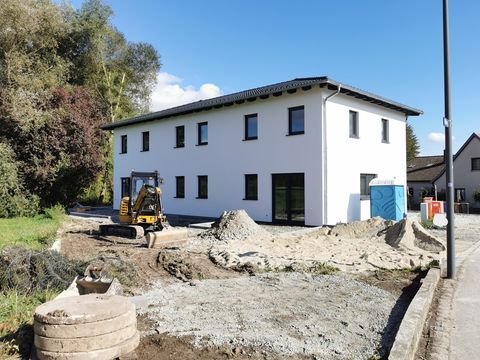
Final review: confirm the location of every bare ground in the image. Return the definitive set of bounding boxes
[54,215,432,359]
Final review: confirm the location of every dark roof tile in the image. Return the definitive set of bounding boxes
[102,76,423,130]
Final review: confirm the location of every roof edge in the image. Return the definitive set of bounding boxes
[102,77,423,130]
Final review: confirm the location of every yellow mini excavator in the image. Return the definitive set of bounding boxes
[99,171,169,239]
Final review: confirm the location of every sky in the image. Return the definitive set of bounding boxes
[69,0,479,156]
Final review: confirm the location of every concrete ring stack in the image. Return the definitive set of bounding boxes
[33,294,139,360]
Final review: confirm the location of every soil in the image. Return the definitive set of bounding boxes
[135,332,312,360]
[56,214,431,359]
[59,218,235,294]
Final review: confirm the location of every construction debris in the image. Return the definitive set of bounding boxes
[0,246,83,294]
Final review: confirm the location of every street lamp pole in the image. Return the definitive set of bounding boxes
[443,0,455,279]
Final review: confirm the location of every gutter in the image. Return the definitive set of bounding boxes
[321,85,341,225]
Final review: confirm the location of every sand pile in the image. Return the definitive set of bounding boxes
[208,216,446,273]
[330,217,394,238]
[200,210,272,242]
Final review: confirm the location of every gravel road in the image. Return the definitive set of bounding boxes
[132,273,398,359]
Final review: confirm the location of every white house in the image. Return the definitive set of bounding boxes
[102,77,422,226]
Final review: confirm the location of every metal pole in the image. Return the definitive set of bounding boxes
[443,0,455,279]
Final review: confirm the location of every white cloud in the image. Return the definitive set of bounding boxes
[428,132,445,144]
[427,132,455,145]
[150,72,223,111]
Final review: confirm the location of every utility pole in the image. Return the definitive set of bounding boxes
[443,0,455,279]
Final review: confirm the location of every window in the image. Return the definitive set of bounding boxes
[472,157,480,171]
[121,177,131,198]
[455,188,466,202]
[288,106,304,135]
[197,176,208,199]
[244,174,258,200]
[121,135,127,154]
[197,122,208,145]
[349,111,359,138]
[142,131,149,151]
[244,114,258,140]
[176,126,185,148]
[381,119,389,143]
[360,173,377,198]
[175,176,185,198]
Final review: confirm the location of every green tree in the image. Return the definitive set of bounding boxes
[0,0,161,209]
[0,142,39,217]
[65,0,160,121]
[406,124,420,164]
[63,0,161,202]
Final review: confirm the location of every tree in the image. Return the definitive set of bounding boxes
[2,87,106,207]
[406,124,420,164]
[0,0,161,210]
[65,0,160,121]
[63,0,161,202]
[0,142,39,217]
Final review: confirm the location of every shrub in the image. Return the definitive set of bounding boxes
[0,143,39,218]
[474,190,480,203]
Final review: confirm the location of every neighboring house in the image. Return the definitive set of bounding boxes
[407,155,445,208]
[102,77,422,226]
[407,132,480,211]
[434,133,480,209]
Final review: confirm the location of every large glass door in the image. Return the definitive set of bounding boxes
[272,173,305,224]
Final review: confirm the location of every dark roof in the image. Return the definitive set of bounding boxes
[101,76,423,130]
[407,155,445,183]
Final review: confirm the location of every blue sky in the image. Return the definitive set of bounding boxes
[70,0,479,155]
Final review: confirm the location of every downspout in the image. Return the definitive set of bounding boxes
[321,85,341,225]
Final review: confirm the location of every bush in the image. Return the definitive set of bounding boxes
[474,190,480,203]
[0,143,39,218]
[42,204,65,221]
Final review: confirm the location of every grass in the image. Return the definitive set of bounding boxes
[420,219,434,229]
[0,206,66,357]
[271,261,339,275]
[0,290,58,337]
[0,205,65,250]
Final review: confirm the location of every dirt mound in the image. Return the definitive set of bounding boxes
[385,219,445,252]
[157,249,237,282]
[330,217,394,238]
[200,210,271,242]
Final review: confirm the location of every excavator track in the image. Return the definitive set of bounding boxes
[99,224,145,239]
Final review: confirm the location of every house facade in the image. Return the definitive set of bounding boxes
[102,77,422,226]
[434,133,480,208]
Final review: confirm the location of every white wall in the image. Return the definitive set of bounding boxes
[435,136,480,205]
[324,95,407,224]
[113,89,324,225]
[112,88,410,226]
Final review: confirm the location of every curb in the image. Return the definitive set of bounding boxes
[389,268,441,360]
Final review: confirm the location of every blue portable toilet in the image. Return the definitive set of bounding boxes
[370,178,405,221]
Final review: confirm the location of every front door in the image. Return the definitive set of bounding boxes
[272,173,305,224]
